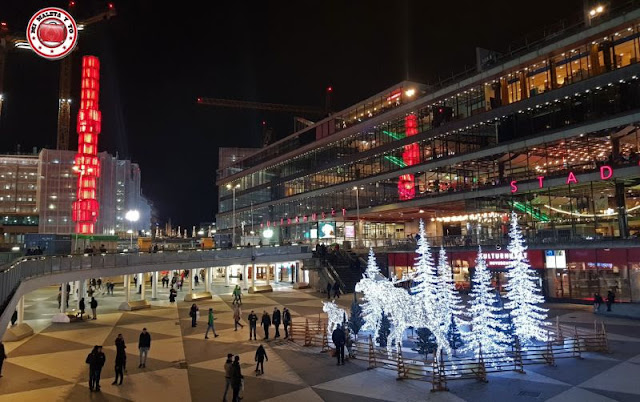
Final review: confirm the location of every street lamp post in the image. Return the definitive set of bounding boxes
[125,210,140,250]
[226,183,240,247]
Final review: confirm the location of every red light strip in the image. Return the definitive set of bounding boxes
[72,56,101,234]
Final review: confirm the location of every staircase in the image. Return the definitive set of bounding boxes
[323,250,364,293]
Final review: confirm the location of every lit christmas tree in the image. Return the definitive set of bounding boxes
[411,219,438,326]
[462,246,510,360]
[504,212,549,345]
[435,246,463,339]
[355,248,385,336]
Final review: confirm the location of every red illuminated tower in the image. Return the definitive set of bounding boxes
[398,114,419,200]
[72,56,101,234]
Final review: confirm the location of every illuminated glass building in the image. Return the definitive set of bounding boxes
[218,6,640,302]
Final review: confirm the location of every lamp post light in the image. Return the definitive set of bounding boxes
[226,183,241,247]
[586,3,605,26]
[125,209,140,250]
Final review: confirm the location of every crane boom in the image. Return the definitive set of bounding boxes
[197,97,325,116]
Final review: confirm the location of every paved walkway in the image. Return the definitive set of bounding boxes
[1,282,640,401]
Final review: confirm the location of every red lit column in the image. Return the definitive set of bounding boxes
[72,56,101,234]
[398,114,419,200]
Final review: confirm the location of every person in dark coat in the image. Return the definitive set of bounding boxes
[261,310,271,340]
[326,282,332,299]
[10,310,17,326]
[169,288,177,303]
[90,297,98,320]
[248,310,258,340]
[77,297,85,319]
[86,345,106,391]
[113,334,126,385]
[272,307,281,339]
[333,282,340,299]
[230,355,244,402]
[0,341,6,377]
[606,290,616,311]
[254,344,268,375]
[190,304,199,327]
[138,328,151,368]
[332,324,346,365]
[282,307,291,339]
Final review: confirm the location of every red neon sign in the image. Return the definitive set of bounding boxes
[72,56,101,234]
[399,114,419,200]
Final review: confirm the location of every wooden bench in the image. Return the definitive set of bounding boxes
[184,292,213,301]
[248,285,273,294]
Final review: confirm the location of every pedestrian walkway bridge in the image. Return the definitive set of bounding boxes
[0,245,312,336]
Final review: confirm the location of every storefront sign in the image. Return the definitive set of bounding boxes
[510,164,635,193]
[345,225,355,238]
[449,249,544,269]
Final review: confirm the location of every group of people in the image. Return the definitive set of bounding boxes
[84,328,151,392]
[252,307,291,340]
[594,290,616,312]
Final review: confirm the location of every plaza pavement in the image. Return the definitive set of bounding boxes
[0,279,639,401]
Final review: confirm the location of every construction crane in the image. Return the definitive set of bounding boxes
[0,1,116,150]
[197,87,332,146]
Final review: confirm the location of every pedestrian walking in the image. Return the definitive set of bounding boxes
[333,282,340,299]
[205,308,219,339]
[233,304,244,331]
[90,297,98,320]
[272,307,281,338]
[169,288,177,303]
[232,285,242,305]
[97,278,102,290]
[607,290,616,311]
[230,355,244,402]
[86,345,106,392]
[138,328,151,368]
[248,310,258,340]
[0,341,6,378]
[77,297,85,319]
[133,276,137,288]
[254,344,268,375]
[261,310,271,340]
[113,334,126,385]
[282,307,291,339]
[326,282,332,299]
[223,354,233,402]
[332,323,346,365]
[194,274,199,287]
[57,291,62,309]
[190,303,199,327]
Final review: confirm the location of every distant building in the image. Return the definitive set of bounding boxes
[0,149,150,249]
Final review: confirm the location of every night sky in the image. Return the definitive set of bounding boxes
[0,0,584,228]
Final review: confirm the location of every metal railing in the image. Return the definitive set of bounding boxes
[0,245,310,314]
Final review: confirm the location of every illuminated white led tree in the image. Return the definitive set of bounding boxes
[435,246,462,341]
[504,212,548,345]
[462,246,510,360]
[411,219,438,326]
[355,248,385,336]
